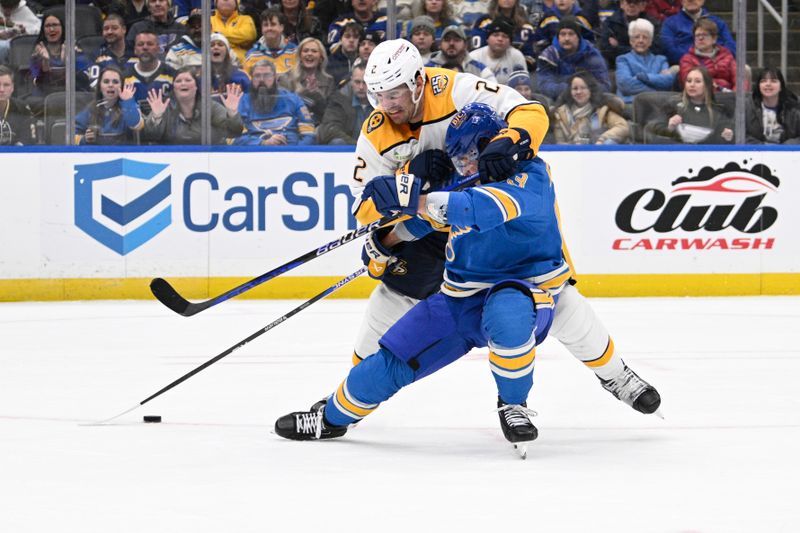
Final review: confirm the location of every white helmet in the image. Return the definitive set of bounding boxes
[364,39,425,109]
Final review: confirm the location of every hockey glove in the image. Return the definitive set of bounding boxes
[478,127,534,182]
[361,228,395,280]
[407,149,454,191]
[362,174,421,216]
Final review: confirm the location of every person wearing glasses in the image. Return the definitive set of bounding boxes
[678,17,737,92]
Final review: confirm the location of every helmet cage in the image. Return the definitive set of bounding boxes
[445,103,507,176]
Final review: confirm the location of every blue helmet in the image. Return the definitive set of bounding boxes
[445,103,507,176]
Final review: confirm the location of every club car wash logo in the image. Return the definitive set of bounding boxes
[613,162,779,251]
[74,158,172,255]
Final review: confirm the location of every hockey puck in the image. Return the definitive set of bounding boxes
[143,415,162,423]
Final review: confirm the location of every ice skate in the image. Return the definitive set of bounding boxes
[274,406,348,441]
[599,364,662,416]
[497,398,538,459]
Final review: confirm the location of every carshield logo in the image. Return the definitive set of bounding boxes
[74,158,172,255]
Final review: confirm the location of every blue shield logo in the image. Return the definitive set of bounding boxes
[74,158,172,255]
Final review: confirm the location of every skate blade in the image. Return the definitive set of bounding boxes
[514,443,528,460]
[653,408,665,419]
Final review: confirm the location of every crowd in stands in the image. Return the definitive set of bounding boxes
[1,0,799,146]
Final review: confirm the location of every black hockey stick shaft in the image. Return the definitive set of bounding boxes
[150,172,479,317]
[93,267,367,424]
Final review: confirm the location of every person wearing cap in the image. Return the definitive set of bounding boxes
[327,0,389,56]
[407,15,437,63]
[165,12,202,70]
[599,0,661,68]
[426,24,496,81]
[244,8,298,75]
[357,29,383,64]
[209,32,251,100]
[506,69,534,99]
[532,0,594,52]
[211,0,257,66]
[327,20,363,85]
[469,16,527,84]
[126,0,187,55]
[471,0,537,69]
[536,15,610,100]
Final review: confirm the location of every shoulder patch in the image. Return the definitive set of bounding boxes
[367,112,385,133]
[430,74,449,96]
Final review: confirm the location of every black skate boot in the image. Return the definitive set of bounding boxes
[274,406,348,441]
[599,365,662,415]
[497,398,538,459]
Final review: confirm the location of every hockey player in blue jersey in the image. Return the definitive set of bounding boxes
[275,103,572,454]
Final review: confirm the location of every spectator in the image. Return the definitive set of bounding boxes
[144,66,243,143]
[645,66,733,143]
[646,0,681,23]
[536,16,610,100]
[279,36,334,126]
[234,60,315,145]
[86,14,134,88]
[328,0,387,55]
[326,20,363,85]
[746,67,800,144]
[210,32,251,100]
[426,24,496,80]
[29,13,91,107]
[506,69,534,98]
[615,18,675,103]
[472,0,537,68]
[599,0,659,68]
[533,0,594,50]
[317,62,373,144]
[357,29,383,64]
[244,8,298,75]
[279,0,324,45]
[408,0,462,44]
[469,17,527,84]
[165,12,202,70]
[659,0,734,65]
[0,0,40,64]
[127,0,187,55]
[678,17,736,92]
[173,0,201,19]
[0,65,34,145]
[211,0,257,66]
[407,15,436,63]
[125,30,176,115]
[121,0,150,27]
[76,66,143,145]
[452,0,490,28]
[312,0,350,33]
[552,71,629,143]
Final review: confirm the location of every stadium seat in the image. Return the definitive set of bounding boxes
[631,91,680,143]
[77,35,106,58]
[43,92,95,145]
[7,34,38,98]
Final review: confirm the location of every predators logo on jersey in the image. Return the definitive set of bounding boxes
[367,112,385,133]
[430,74,449,96]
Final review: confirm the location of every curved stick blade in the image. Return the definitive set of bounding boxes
[150,278,192,316]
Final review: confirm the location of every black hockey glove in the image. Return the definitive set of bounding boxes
[407,149,454,191]
[478,127,534,182]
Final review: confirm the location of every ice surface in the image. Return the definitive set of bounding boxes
[1,296,798,532]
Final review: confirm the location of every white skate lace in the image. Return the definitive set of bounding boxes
[295,410,325,439]
[497,404,538,427]
[604,368,647,406]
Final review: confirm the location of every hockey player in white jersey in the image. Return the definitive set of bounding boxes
[309,39,660,424]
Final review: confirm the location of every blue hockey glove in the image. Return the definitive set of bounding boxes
[407,149,454,191]
[478,127,533,182]
[361,228,395,279]
[362,174,421,216]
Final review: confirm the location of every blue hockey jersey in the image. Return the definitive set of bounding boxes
[234,88,315,145]
[440,157,571,296]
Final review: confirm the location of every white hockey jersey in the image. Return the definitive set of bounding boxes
[351,66,549,224]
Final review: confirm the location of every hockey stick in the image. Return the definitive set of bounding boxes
[150,172,479,317]
[89,267,367,425]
